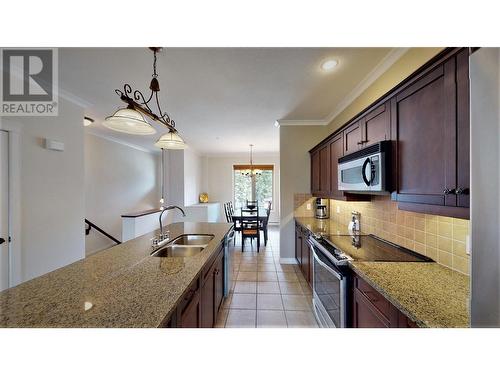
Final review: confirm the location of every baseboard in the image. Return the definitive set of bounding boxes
[279,257,298,264]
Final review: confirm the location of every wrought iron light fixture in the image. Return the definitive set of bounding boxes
[103,47,186,149]
[241,144,262,177]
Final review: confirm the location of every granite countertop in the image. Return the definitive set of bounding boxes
[295,216,366,236]
[350,262,470,327]
[295,216,470,328]
[0,222,232,328]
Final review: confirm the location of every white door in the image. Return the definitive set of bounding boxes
[0,130,9,291]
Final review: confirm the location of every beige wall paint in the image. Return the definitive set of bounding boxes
[279,47,447,261]
[85,133,160,255]
[205,153,280,223]
[4,98,86,282]
[280,126,324,259]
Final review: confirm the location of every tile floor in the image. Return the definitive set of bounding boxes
[215,226,318,328]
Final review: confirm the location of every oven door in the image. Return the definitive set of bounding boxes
[309,240,347,328]
[338,153,383,192]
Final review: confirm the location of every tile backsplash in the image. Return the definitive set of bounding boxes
[294,194,470,275]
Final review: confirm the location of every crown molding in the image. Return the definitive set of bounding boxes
[85,128,158,154]
[276,119,327,126]
[277,48,409,128]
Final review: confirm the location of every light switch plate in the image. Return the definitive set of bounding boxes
[306,203,311,210]
[336,206,340,213]
[466,234,471,255]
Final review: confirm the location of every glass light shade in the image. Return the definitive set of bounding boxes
[155,131,187,149]
[103,108,157,135]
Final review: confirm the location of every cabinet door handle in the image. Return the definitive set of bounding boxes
[456,187,470,195]
[357,141,364,145]
[443,188,456,195]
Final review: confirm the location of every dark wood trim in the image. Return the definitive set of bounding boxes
[121,208,161,218]
[397,202,469,219]
[456,49,470,208]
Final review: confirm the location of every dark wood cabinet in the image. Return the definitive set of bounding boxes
[214,250,224,315]
[391,51,470,217]
[344,103,391,155]
[165,243,225,328]
[328,133,344,198]
[295,222,311,285]
[295,223,302,264]
[361,102,391,147]
[311,144,330,196]
[179,281,202,328]
[351,273,417,328]
[309,48,469,218]
[200,244,224,328]
[301,234,310,283]
[310,149,321,195]
[343,120,363,154]
[318,144,330,195]
[201,272,215,328]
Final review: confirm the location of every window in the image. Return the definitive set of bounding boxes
[233,165,273,209]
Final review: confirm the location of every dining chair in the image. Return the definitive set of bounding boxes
[224,202,241,244]
[262,202,272,246]
[246,200,258,210]
[240,208,261,252]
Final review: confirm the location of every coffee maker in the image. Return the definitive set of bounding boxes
[314,198,330,219]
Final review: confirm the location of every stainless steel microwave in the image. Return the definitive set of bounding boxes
[338,141,391,193]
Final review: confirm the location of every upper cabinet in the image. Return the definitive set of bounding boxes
[328,133,344,199]
[361,103,391,147]
[309,48,470,219]
[310,143,330,196]
[391,50,470,217]
[343,120,363,154]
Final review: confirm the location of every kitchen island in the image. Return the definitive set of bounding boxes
[0,222,232,328]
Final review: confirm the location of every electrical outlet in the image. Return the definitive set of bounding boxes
[466,235,471,255]
[336,206,340,214]
[306,203,311,210]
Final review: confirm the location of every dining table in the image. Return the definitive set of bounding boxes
[231,207,268,224]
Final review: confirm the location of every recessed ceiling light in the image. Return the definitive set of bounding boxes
[83,117,94,127]
[321,59,339,72]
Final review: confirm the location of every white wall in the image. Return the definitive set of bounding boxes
[183,148,204,206]
[3,98,86,283]
[470,48,500,327]
[84,133,161,255]
[204,153,280,223]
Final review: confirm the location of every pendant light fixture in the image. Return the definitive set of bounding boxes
[104,47,186,149]
[241,144,262,177]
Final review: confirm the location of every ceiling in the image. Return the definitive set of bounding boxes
[59,48,396,154]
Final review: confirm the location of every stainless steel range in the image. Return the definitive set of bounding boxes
[307,233,433,328]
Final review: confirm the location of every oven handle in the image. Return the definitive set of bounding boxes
[307,239,343,281]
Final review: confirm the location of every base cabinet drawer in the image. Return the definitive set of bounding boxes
[164,244,225,328]
[351,274,418,328]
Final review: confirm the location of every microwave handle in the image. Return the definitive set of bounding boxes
[308,240,343,281]
[362,157,372,186]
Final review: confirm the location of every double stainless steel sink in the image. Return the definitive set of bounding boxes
[150,234,214,258]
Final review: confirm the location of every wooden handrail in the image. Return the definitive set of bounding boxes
[85,219,121,245]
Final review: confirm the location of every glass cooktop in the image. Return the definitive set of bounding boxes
[322,234,434,263]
